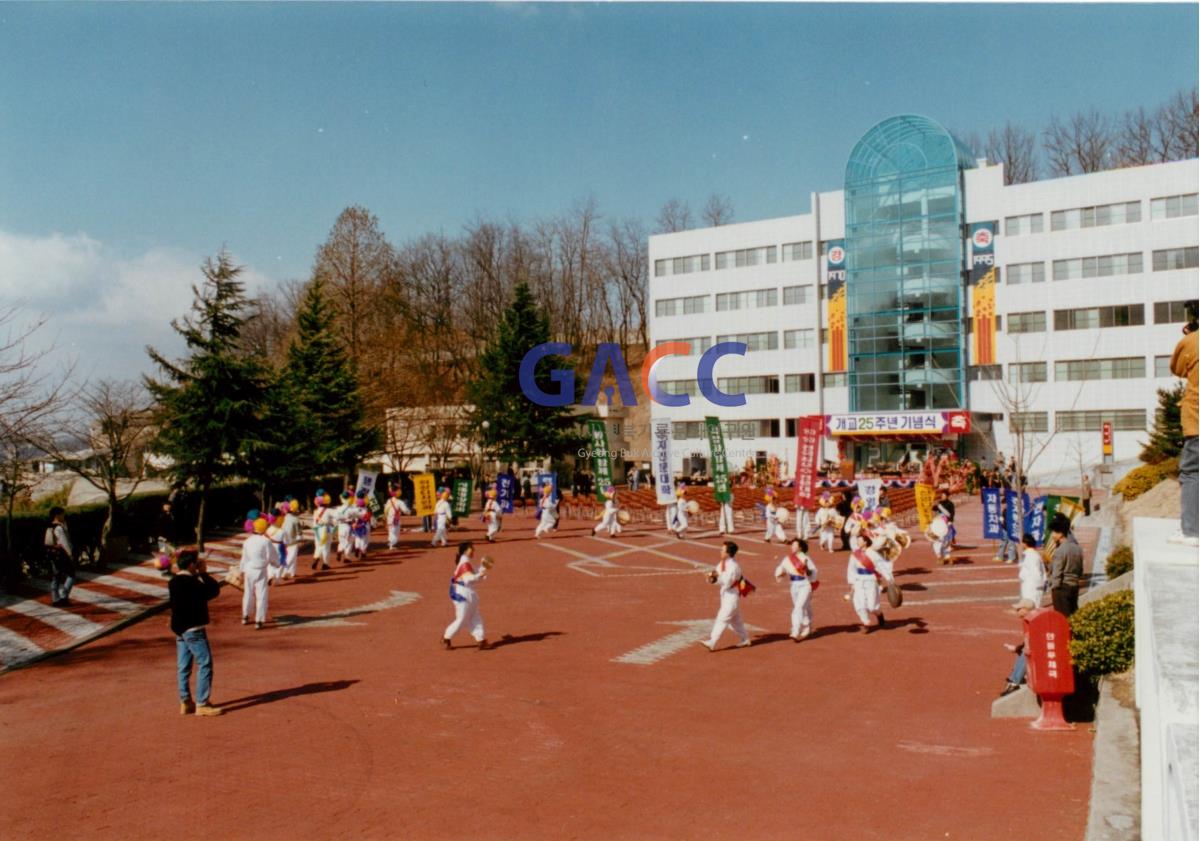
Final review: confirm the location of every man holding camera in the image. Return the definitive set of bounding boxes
[168,547,223,717]
[1168,300,1198,547]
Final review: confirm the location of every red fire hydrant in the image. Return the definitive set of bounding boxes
[1024,607,1075,731]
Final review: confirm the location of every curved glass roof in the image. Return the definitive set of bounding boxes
[845,114,977,186]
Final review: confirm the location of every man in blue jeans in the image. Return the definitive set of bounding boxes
[1169,301,1198,547]
[168,547,223,716]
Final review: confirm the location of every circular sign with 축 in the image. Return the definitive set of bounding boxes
[828,246,846,265]
[973,228,993,249]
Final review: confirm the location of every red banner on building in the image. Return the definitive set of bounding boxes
[1102,421,1113,455]
[793,415,825,509]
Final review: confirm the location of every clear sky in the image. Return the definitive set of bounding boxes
[0,2,1196,379]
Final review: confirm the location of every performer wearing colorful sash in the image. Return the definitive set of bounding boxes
[442,542,490,650]
[334,491,354,563]
[264,511,285,582]
[700,541,752,651]
[279,498,303,580]
[239,511,281,629]
[351,489,372,559]
[310,491,334,570]
[667,484,689,539]
[534,483,558,539]
[762,488,786,543]
[593,485,622,537]
[383,484,409,550]
[815,492,839,553]
[483,486,503,542]
[846,546,885,633]
[774,537,820,641]
[432,487,452,547]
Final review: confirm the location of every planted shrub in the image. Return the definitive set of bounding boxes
[1105,545,1134,579]
[1112,458,1180,502]
[1069,589,1134,677]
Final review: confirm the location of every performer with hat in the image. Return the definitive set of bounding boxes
[667,483,690,539]
[334,491,354,563]
[762,488,786,544]
[442,541,491,650]
[717,494,736,535]
[593,485,623,537]
[774,537,819,641]
[310,491,335,571]
[700,541,753,651]
[383,484,409,550]
[239,511,281,629]
[432,487,452,548]
[926,509,954,566]
[815,492,839,553]
[279,498,303,581]
[846,540,886,633]
[534,482,558,539]
[351,489,372,559]
[483,485,503,542]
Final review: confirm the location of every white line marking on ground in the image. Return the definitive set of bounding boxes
[76,571,168,597]
[0,595,105,638]
[897,740,995,757]
[275,590,420,629]
[0,624,45,665]
[586,536,712,570]
[28,581,143,615]
[611,619,766,665]
[902,595,1016,606]
[910,578,1018,588]
[119,565,177,581]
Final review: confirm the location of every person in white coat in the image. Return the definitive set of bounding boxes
[793,503,813,542]
[240,512,281,629]
[667,484,690,538]
[432,488,452,547]
[716,494,735,535]
[593,485,622,537]
[534,483,558,539]
[762,489,786,543]
[774,538,819,641]
[483,486,503,542]
[815,493,839,553]
[383,485,409,550]
[442,542,490,650]
[926,512,953,565]
[846,545,885,633]
[700,541,752,651]
[310,492,335,571]
[1015,533,1047,609]
[279,499,303,580]
[334,491,354,563]
[351,489,372,559]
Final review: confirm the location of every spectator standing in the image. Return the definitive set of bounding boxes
[169,547,223,716]
[1014,533,1046,609]
[45,507,75,606]
[1168,300,1198,546]
[155,501,177,556]
[1047,514,1084,616]
[1081,474,1093,518]
[629,467,640,492]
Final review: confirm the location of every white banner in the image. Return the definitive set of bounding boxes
[857,478,882,511]
[652,419,675,505]
[354,469,379,498]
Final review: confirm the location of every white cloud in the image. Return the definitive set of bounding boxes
[0,228,277,382]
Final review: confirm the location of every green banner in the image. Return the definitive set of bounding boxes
[451,478,474,517]
[705,416,732,503]
[587,419,613,501]
[1043,494,1082,526]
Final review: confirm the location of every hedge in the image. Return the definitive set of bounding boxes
[1069,589,1134,676]
[1105,545,1134,579]
[1112,457,1180,502]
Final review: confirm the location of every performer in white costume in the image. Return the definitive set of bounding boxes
[926,511,953,565]
[774,537,819,641]
[700,541,753,651]
[483,486,503,542]
[762,488,786,543]
[846,543,885,633]
[533,482,558,539]
[279,498,303,580]
[1015,533,1046,608]
[383,484,409,550]
[815,492,840,553]
[432,487,452,548]
[310,491,334,571]
[593,485,622,537]
[334,491,354,563]
[716,494,735,535]
[442,542,491,650]
[240,512,281,629]
[667,484,690,538]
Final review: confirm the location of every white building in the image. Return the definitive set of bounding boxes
[647,115,1198,483]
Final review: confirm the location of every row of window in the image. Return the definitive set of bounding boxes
[1004,193,1198,236]
[1009,410,1147,434]
[1004,247,1198,284]
[656,285,814,317]
[1008,357,1146,384]
[1010,300,1193,333]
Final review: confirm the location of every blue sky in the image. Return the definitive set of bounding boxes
[0,2,1196,378]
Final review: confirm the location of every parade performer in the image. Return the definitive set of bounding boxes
[534,482,558,539]
[774,537,819,641]
[717,494,735,535]
[280,498,303,581]
[432,487,452,547]
[311,491,334,571]
[334,491,354,563]
[762,488,786,543]
[926,510,954,565]
[442,541,492,650]
[383,484,409,550]
[700,541,753,651]
[264,511,285,582]
[667,484,690,539]
[846,542,885,633]
[815,492,839,553]
[352,489,372,559]
[483,486,503,542]
[794,502,813,542]
[240,511,281,629]
[593,485,622,537]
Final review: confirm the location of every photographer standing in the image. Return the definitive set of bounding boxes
[1047,514,1084,617]
[169,547,223,716]
[1169,300,1198,547]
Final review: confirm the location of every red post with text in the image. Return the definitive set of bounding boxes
[1024,608,1075,731]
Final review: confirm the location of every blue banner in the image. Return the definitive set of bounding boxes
[1026,495,1047,547]
[536,472,558,503]
[981,487,1004,539]
[1004,489,1032,541]
[496,474,516,515]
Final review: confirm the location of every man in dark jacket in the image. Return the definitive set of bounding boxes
[835,493,854,551]
[1047,514,1084,617]
[168,548,223,716]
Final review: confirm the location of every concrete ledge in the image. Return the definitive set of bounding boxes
[990,684,1040,719]
[1085,670,1141,841]
[1081,570,1133,606]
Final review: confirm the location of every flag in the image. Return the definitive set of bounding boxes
[451,478,474,517]
[705,417,732,504]
[413,474,437,517]
[981,487,1004,539]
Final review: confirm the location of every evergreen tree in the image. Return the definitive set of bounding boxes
[466,282,581,463]
[1140,383,1185,463]
[242,373,314,507]
[145,251,265,548]
[286,278,378,482]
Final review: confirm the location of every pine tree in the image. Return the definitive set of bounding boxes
[285,278,378,483]
[145,251,266,548]
[1140,383,1185,464]
[466,282,581,463]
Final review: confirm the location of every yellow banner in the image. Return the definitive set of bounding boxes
[413,474,437,517]
[827,286,848,372]
[971,268,997,366]
[915,482,936,533]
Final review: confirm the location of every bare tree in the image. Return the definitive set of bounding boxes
[606,218,650,351]
[701,194,735,226]
[312,206,394,361]
[242,278,307,359]
[985,123,1039,184]
[1163,86,1199,160]
[1043,109,1114,176]
[655,198,693,233]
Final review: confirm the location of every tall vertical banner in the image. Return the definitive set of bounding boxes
[981,487,1004,539]
[587,419,613,500]
[857,478,882,512]
[704,417,732,504]
[969,222,997,366]
[1026,495,1048,546]
[915,483,936,532]
[354,469,379,498]
[792,415,824,509]
[496,473,516,515]
[826,241,848,373]
[413,473,437,517]
[652,419,675,505]
[536,472,558,503]
[1102,421,1114,456]
[451,478,474,517]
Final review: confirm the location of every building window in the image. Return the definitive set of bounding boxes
[1010,412,1049,434]
[717,376,780,395]
[1052,252,1143,280]
[785,373,817,392]
[1055,410,1147,433]
[714,246,777,270]
[1150,193,1199,220]
[1155,355,1174,378]
[1054,357,1145,381]
[655,295,709,317]
[716,332,778,352]
[822,372,847,388]
[1053,305,1144,330]
[671,421,704,440]
[1005,262,1045,285]
[967,365,1002,381]
[716,288,777,311]
[785,418,797,437]
[782,284,812,305]
[1152,246,1200,272]
[782,241,814,261]
[659,380,699,397]
[1050,200,1141,231]
[783,329,816,350]
[1008,311,1047,334]
[656,337,713,355]
[1154,300,1193,324]
[721,419,780,439]
[1009,362,1047,384]
[653,254,710,277]
[1004,213,1044,236]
